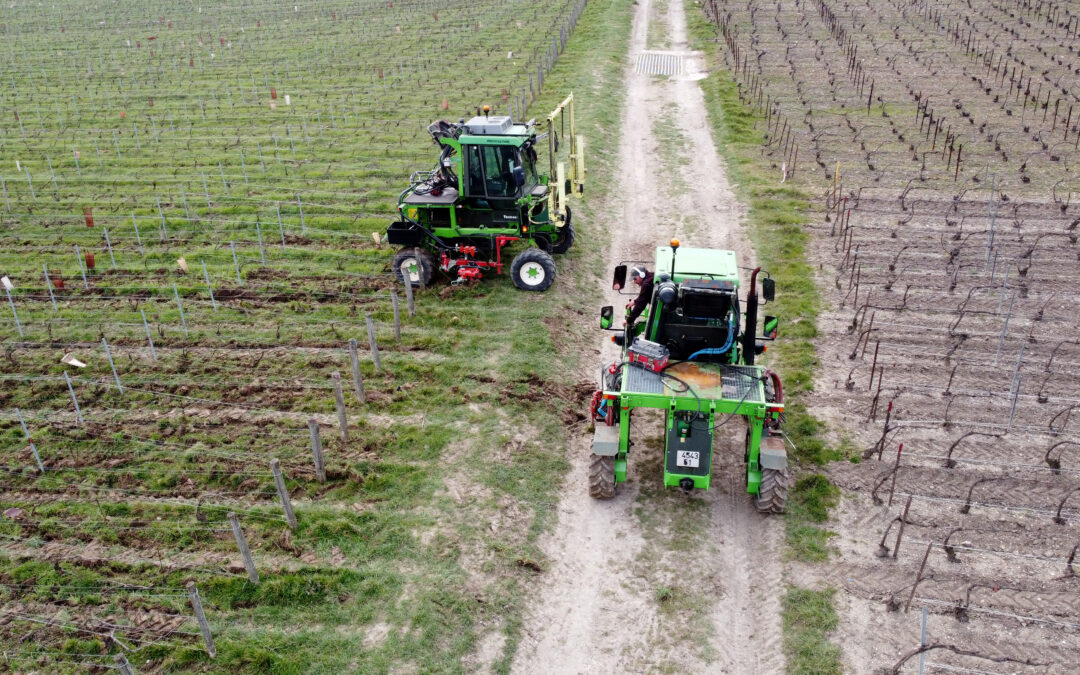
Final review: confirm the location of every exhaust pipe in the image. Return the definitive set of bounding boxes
[743,267,760,366]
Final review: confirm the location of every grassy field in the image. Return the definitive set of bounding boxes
[0,0,635,672]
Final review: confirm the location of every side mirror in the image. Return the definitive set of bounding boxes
[612,265,627,291]
[513,165,526,188]
[600,306,614,329]
[763,315,778,339]
[762,277,776,302]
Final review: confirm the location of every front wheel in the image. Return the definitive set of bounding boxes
[392,247,437,287]
[510,248,556,292]
[754,467,789,514]
[588,454,616,499]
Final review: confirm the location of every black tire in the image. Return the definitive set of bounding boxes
[392,247,436,287]
[533,233,554,253]
[550,220,575,255]
[550,206,574,254]
[588,454,616,499]
[510,248,556,292]
[754,467,789,514]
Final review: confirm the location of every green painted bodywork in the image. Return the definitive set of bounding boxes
[395,130,563,248]
[610,362,770,493]
[600,246,781,494]
[457,134,530,147]
[654,246,739,284]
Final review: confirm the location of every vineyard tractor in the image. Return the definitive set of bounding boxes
[589,240,789,513]
[386,94,584,292]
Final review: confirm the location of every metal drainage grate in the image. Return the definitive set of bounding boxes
[626,365,665,394]
[635,52,684,76]
[722,365,764,403]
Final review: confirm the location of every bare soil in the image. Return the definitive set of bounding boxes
[509,0,785,671]
[708,0,1080,672]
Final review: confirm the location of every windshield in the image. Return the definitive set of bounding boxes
[481,145,519,198]
[466,145,524,198]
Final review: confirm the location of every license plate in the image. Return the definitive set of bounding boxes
[676,451,700,468]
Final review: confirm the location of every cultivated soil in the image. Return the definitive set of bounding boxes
[708,0,1080,672]
[510,0,787,672]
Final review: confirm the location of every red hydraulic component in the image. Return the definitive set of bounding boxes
[441,237,521,280]
[763,368,784,428]
[589,390,603,421]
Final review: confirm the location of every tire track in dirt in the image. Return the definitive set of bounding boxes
[510,0,785,671]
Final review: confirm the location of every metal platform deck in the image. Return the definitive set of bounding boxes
[622,361,764,403]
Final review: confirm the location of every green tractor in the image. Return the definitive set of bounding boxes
[589,240,789,513]
[385,94,584,292]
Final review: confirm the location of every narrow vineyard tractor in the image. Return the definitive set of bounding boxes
[385,94,584,291]
[589,240,789,513]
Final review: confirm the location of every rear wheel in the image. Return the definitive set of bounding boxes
[510,248,556,292]
[588,454,616,499]
[392,247,436,287]
[754,467,789,514]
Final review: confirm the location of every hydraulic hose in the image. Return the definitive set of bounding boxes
[686,322,735,362]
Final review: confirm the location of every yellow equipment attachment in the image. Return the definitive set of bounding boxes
[546,93,585,224]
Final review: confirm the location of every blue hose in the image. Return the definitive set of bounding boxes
[687,322,734,361]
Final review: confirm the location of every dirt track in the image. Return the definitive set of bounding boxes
[510,0,786,671]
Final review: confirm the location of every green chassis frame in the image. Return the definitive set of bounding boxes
[601,361,775,493]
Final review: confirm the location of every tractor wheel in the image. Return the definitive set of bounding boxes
[588,454,616,499]
[754,467,789,514]
[510,248,556,292]
[550,210,575,254]
[392,247,436,287]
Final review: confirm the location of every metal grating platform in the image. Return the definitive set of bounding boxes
[625,365,665,394]
[623,363,764,402]
[722,365,764,402]
[635,52,684,76]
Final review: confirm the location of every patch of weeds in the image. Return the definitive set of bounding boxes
[786,474,839,563]
[782,587,843,675]
[655,585,675,605]
[201,568,381,610]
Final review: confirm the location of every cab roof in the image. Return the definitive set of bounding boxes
[458,115,532,146]
[654,246,740,285]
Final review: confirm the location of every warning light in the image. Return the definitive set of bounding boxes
[670,238,680,249]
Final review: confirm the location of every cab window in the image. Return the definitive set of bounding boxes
[481,145,519,198]
[466,145,485,197]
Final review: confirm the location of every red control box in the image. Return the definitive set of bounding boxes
[628,338,670,372]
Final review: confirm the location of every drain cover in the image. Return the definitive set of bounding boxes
[635,51,684,76]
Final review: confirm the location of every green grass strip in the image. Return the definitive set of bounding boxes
[782,588,843,675]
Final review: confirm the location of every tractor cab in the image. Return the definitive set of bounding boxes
[457,114,544,202]
[454,116,547,227]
